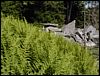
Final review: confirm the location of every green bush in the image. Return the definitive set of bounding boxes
[1,16,98,75]
[1,1,21,18]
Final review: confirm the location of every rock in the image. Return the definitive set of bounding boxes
[92,37,99,43]
[62,20,76,35]
[42,22,99,48]
[41,23,61,32]
[92,30,99,38]
[69,37,75,42]
[42,23,59,32]
[46,27,62,32]
[41,23,58,27]
[94,30,99,35]
[72,34,83,44]
[75,28,84,40]
[75,28,83,35]
[54,31,65,36]
[82,26,97,42]
[92,35,99,38]
[82,33,89,42]
[75,28,89,42]
[83,25,96,35]
[86,40,96,47]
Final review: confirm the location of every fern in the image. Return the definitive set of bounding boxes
[1,15,99,75]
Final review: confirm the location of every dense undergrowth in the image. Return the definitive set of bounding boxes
[1,16,99,75]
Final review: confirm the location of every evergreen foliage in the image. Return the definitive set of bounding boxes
[1,1,86,27]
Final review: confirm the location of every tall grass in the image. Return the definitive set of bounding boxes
[1,16,98,75]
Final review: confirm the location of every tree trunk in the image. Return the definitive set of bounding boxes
[64,1,73,24]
